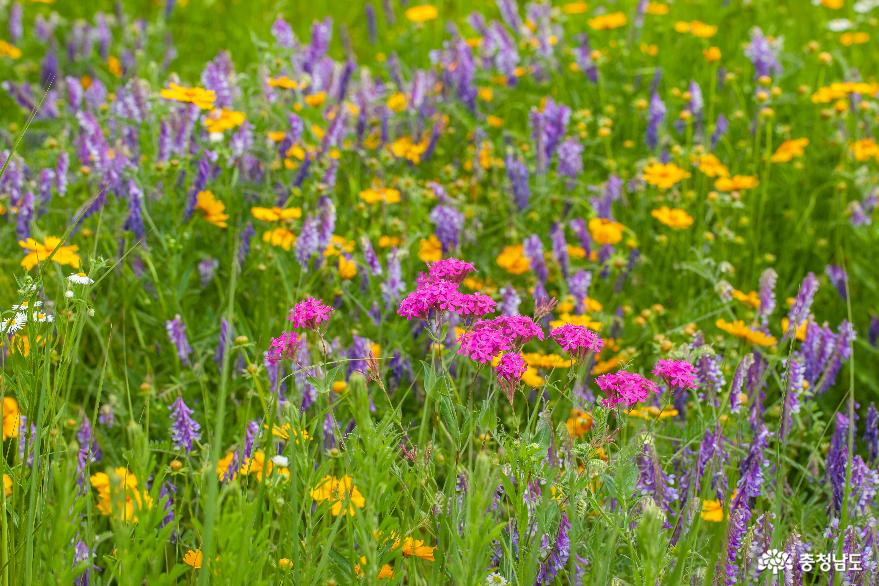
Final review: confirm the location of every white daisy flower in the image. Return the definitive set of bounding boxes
[67,273,94,285]
[485,573,508,586]
[34,312,54,323]
[827,18,854,31]
[64,290,74,299]
[271,455,289,467]
[11,300,42,311]
[0,313,27,334]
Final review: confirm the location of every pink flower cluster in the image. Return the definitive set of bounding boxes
[458,315,544,363]
[289,297,334,329]
[398,259,496,321]
[550,324,604,359]
[495,353,527,402]
[595,371,658,408]
[652,359,698,390]
[266,331,300,364]
[427,258,475,284]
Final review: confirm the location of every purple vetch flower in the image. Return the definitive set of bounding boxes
[557,138,583,184]
[732,424,770,512]
[165,314,193,366]
[866,404,878,463]
[16,191,33,240]
[360,237,382,277]
[871,316,879,347]
[214,318,232,367]
[757,268,777,324]
[530,98,571,173]
[711,114,728,149]
[73,539,98,586]
[381,249,405,305]
[430,204,464,252]
[201,52,236,108]
[523,235,548,284]
[574,33,598,83]
[780,354,805,440]
[636,441,679,518]
[646,91,666,150]
[569,218,592,257]
[827,413,850,513]
[849,456,878,516]
[591,175,623,220]
[243,420,260,459]
[238,222,254,267]
[323,412,337,450]
[825,264,848,300]
[745,27,782,80]
[550,223,569,279]
[785,272,819,339]
[295,216,320,269]
[98,404,115,428]
[499,285,521,316]
[9,3,22,43]
[271,17,296,49]
[506,152,530,211]
[346,335,371,379]
[158,480,176,534]
[850,191,877,227]
[124,179,146,241]
[568,270,591,314]
[198,258,219,287]
[304,18,332,74]
[814,320,855,395]
[168,396,201,453]
[722,499,751,583]
[185,155,212,220]
[536,513,570,585]
[55,151,69,196]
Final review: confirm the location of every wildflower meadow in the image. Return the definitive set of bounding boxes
[1,0,879,583]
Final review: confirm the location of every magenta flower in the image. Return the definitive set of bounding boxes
[550,324,603,359]
[457,315,544,363]
[595,371,658,408]
[427,258,475,284]
[266,331,300,364]
[454,292,497,317]
[495,353,527,403]
[652,359,698,390]
[397,279,463,320]
[288,297,334,329]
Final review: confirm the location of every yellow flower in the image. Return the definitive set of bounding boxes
[204,109,246,134]
[675,21,717,38]
[486,115,503,128]
[90,467,153,523]
[840,32,869,46]
[267,423,311,444]
[338,256,357,279]
[646,2,669,15]
[695,153,729,178]
[401,537,436,560]
[419,235,443,262]
[195,191,229,228]
[821,0,844,7]
[278,558,293,571]
[588,217,625,245]
[566,408,593,439]
[19,236,80,270]
[311,475,366,516]
[714,175,759,192]
[731,289,761,309]
[332,381,348,393]
[304,92,327,107]
[2,397,20,441]
[217,451,237,480]
[386,92,408,112]
[389,136,429,164]
[0,40,22,59]
[496,244,530,274]
[588,12,627,30]
[521,366,544,388]
[643,162,691,190]
[781,318,808,342]
[354,557,394,579]
[3,474,11,497]
[770,138,809,163]
[561,2,589,15]
[703,46,722,62]
[239,450,288,480]
[267,76,300,90]
[159,83,216,110]
[550,313,602,330]
[627,406,679,420]
[262,227,296,250]
[251,207,302,222]
[715,319,777,346]
[405,4,438,23]
[850,138,879,162]
[812,81,879,103]
[522,353,575,369]
[183,549,203,569]
[651,206,694,229]
[359,187,401,205]
[700,500,724,522]
[107,56,122,77]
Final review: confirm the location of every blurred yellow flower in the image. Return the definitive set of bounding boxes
[267,75,299,90]
[701,500,724,522]
[90,467,153,523]
[338,256,357,279]
[714,175,759,192]
[19,236,81,270]
[183,549,203,569]
[419,235,442,262]
[204,109,245,134]
[566,408,594,439]
[588,12,627,30]
[405,4,439,23]
[770,138,809,163]
[359,187,401,204]
[2,397,20,441]
[159,83,216,110]
[651,206,694,229]
[195,191,229,228]
[643,162,691,189]
[561,2,589,15]
[716,319,777,346]
[262,227,296,250]
[588,217,625,245]
[0,40,22,59]
[251,207,302,222]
